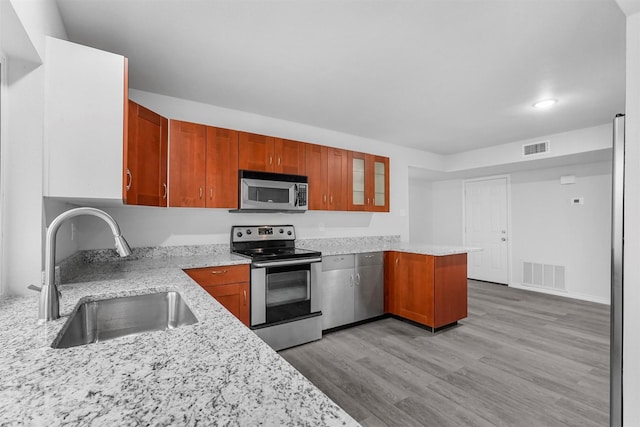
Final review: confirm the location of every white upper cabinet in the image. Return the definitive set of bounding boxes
[44,37,127,201]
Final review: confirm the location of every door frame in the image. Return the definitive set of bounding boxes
[462,174,512,286]
[0,51,6,296]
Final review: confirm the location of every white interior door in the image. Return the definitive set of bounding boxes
[464,177,509,284]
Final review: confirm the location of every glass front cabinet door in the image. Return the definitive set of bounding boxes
[348,152,389,212]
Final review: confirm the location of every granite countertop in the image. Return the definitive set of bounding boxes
[302,242,480,257]
[0,252,358,426]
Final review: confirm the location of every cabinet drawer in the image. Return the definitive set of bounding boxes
[185,264,249,286]
[322,254,355,271]
[356,252,383,267]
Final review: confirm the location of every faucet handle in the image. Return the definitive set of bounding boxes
[28,284,61,298]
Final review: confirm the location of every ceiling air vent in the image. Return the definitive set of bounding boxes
[522,140,550,157]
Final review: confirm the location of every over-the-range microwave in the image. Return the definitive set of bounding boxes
[234,170,308,213]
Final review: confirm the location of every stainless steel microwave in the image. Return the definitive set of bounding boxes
[238,170,308,212]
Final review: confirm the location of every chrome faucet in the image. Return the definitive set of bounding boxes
[37,207,132,321]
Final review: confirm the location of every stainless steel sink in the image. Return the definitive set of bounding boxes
[52,291,198,349]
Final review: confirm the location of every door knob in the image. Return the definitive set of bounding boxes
[501,237,507,241]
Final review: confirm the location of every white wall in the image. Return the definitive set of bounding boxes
[431,180,464,246]
[445,123,612,173]
[0,0,67,296]
[408,178,432,243]
[419,161,611,303]
[510,162,611,303]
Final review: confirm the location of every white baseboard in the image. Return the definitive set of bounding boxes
[510,283,610,305]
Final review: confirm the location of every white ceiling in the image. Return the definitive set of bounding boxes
[55,0,626,155]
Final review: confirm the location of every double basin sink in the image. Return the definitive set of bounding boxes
[52,291,198,349]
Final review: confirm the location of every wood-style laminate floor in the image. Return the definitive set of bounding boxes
[280,280,610,427]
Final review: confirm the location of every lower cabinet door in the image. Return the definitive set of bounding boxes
[355,263,384,321]
[203,282,250,326]
[321,268,356,330]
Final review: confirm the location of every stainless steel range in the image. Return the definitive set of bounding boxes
[231,225,322,351]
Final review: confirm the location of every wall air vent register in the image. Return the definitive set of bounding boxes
[522,140,550,157]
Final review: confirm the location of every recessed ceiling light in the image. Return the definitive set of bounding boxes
[532,99,558,109]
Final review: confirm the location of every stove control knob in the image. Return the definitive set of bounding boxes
[287,230,292,236]
[236,232,243,238]
[246,229,252,235]
[279,228,284,234]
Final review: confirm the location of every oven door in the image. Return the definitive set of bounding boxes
[251,259,321,327]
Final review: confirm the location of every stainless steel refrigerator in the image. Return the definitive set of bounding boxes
[611,113,624,427]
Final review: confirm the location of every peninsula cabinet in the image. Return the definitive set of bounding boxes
[348,152,390,212]
[169,120,239,208]
[44,37,128,201]
[238,132,306,175]
[185,265,250,326]
[125,100,168,207]
[305,144,348,210]
[385,252,467,329]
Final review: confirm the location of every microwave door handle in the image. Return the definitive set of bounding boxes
[294,184,299,207]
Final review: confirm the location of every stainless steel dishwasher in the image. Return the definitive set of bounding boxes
[321,254,355,330]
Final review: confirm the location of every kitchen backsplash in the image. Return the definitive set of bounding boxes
[57,235,400,284]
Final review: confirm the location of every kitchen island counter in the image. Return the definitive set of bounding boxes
[0,253,357,426]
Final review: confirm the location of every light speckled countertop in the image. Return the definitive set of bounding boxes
[0,252,358,426]
[301,242,480,257]
[0,237,477,425]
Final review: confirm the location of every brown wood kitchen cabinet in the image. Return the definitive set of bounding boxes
[305,144,348,210]
[385,251,467,329]
[169,120,238,208]
[125,100,168,207]
[238,132,306,175]
[348,152,389,212]
[185,264,250,326]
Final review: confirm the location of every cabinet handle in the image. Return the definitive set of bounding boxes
[210,187,213,200]
[350,275,354,287]
[199,187,203,199]
[364,255,374,258]
[126,169,132,191]
[162,183,167,199]
[278,157,281,166]
[269,155,273,165]
[367,197,370,205]
[323,194,327,204]
[243,289,247,306]
[395,257,399,266]
[211,269,228,275]
[356,273,361,285]
[330,195,333,204]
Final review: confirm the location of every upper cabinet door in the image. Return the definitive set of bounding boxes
[275,139,306,175]
[44,37,128,201]
[347,152,390,212]
[347,151,367,211]
[169,120,207,207]
[206,127,239,208]
[126,100,168,207]
[327,147,349,211]
[305,144,328,210]
[238,132,275,172]
[368,155,390,212]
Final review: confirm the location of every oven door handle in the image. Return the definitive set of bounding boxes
[253,257,322,268]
